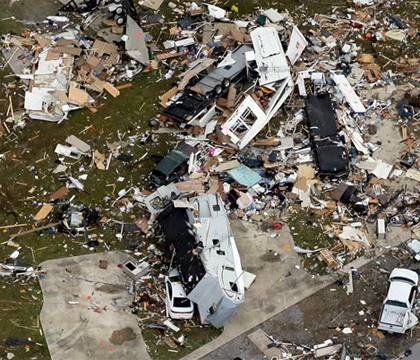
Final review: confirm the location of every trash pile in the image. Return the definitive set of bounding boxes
[247,328,349,360]
[140,2,420,275]
[1,0,149,126]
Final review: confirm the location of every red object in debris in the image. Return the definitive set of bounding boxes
[350,21,363,29]
[272,223,283,230]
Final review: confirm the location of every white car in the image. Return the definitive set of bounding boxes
[165,269,194,320]
[378,268,419,334]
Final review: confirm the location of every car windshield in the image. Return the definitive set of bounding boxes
[173,297,191,308]
[386,300,407,308]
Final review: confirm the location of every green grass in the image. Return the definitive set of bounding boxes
[143,323,222,360]
[288,210,334,274]
[0,0,417,358]
[0,2,178,357]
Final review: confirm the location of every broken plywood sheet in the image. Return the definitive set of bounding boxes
[68,86,90,105]
[93,150,106,170]
[34,35,51,48]
[159,86,178,107]
[142,0,164,10]
[406,168,420,183]
[214,160,240,172]
[50,46,82,56]
[156,52,181,60]
[103,82,120,98]
[178,58,215,90]
[175,180,205,193]
[252,139,282,146]
[91,39,118,65]
[34,204,54,221]
[297,164,315,180]
[50,187,70,201]
[227,85,237,108]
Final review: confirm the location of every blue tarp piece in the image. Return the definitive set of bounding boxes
[227,164,262,187]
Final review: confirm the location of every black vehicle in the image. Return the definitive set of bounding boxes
[305,93,349,177]
[150,143,197,186]
[160,90,214,123]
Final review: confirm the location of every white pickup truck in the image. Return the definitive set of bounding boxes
[378,268,419,334]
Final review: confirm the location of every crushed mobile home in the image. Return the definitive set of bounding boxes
[153,191,245,328]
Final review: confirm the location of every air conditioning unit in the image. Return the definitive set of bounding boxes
[122,260,150,280]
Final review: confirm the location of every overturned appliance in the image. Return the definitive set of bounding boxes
[305,93,349,177]
[157,193,245,328]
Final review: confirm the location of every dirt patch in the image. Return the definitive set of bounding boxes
[109,327,137,345]
[260,250,282,262]
[95,284,124,294]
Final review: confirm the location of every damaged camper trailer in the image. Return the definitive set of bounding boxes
[157,193,244,328]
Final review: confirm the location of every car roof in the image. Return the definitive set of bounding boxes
[167,270,188,298]
[155,151,189,176]
[388,280,413,302]
[390,268,419,284]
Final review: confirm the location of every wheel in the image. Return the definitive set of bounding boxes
[189,76,199,86]
[213,85,223,96]
[114,6,124,15]
[115,15,126,26]
[222,78,230,89]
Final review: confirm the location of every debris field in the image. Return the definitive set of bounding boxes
[1,0,420,359]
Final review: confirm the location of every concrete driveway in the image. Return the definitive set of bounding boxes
[180,220,333,360]
[38,251,151,360]
[180,221,410,360]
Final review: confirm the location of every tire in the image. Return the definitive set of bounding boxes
[222,78,230,89]
[114,6,124,15]
[115,15,126,26]
[213,85,223,96]
[189,76,199,86]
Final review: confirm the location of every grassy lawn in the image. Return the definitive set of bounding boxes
[0,0,416,358]
[288,210,335,275]
[143,322,222,360]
